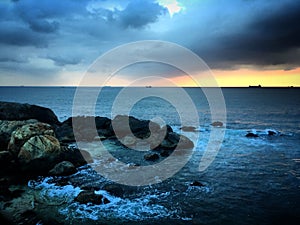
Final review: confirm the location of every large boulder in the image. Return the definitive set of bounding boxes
[0,119,38,150]
[8,122,55,156]
[17,135,61,172]
[0,101,60,125]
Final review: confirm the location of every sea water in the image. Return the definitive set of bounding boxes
[0,87,299,224]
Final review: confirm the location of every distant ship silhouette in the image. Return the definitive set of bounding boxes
[249,84,262,88]
[145,85,152,88]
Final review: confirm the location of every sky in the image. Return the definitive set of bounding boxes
[0,0,299,87]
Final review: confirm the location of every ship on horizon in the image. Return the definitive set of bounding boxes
[249,84,262,88]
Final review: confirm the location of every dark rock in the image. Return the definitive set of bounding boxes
[245,132,259,138]
[144,153,159,161]
[60,147,93,167]
[160,149,172,157]
[102,184,124,197]
[211,121,223,127]
[49,161,76,176]
[190,181,204,187]
[158,132,194,150]
[0,101,60,125]
[268,130,277,136]
[0,151,13,163]
[111,115,160,138]
[56,116,113,142]
[75,190,110,205]
[180,126,197,132]
[0,151,15,174]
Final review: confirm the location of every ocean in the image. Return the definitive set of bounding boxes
[0,86,299,225]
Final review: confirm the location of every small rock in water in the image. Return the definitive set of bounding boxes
[49,161,76,176]
[144,153,159,161]
[245,132,259,138]
[180,126,197,132]
[267,130,277,136]
[75,190,110,205]
[211,121,223,127]
[103,184,124,197]
[190,181,204,187]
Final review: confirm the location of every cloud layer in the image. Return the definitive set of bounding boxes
[0,0,299,84]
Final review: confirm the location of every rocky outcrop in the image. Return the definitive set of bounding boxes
[111,115,160,138]
[55,116,113,142]
[6,121,92,173]
[0,101,60,125]
[8,122,56,156]
[0,119,38,150]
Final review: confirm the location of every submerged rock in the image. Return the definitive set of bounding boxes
[245,132,259,138]
[0,101,60,125]
[75,190,110,205]
[144,153,160,161]
[102,184,124,197]
[49,161,76,176]
[190,181,205,187]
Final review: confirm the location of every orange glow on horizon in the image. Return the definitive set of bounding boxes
[169,67,300,87]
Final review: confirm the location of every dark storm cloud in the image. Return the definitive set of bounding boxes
[0,22,48,47]
[116,0,167,28]
[186,0,300,69]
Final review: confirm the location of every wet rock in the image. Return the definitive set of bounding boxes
[159,132,194,150]
[0,101,60,125]
[160,149,172,157]
[211,121,223,127]
[190,181,204,187]
[245,132,259,138]
[49,161,76,176]
[180,126,197,132]
[144,153,159,161]
[8,122,56,156]
[102,184,124,197]
[75,190,110,205]
[268,130,277,136]
[18,134,61,172]
[0,119,38,150]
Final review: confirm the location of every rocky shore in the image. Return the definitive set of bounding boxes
[0,101,194,224]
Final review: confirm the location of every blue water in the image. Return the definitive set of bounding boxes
[0,87,300,224]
